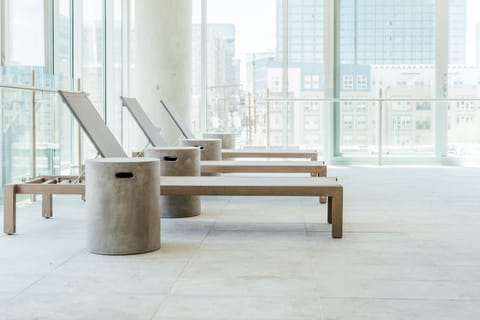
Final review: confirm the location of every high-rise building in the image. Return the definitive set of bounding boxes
[340,0,466,65]
[276,0,324,64]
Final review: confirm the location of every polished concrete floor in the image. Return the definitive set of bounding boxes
[1,166,480,319]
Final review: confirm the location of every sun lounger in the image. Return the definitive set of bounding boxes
[121,96,326,175]
[3,176,343,238]
[158,98,319,160]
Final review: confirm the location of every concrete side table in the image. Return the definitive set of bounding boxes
[85,157,161,255]
[203,132,235,149]
[144,147,201,218]
[179,138,221,176]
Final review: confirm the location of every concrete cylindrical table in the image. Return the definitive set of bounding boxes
[144,147,201,218]
[203,132,235,149]
[85,157,161,255]
[179,138,221,176]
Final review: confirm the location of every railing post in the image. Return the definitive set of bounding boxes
[266,89,270,150]
[31,70,36,201]
[247,92,252,145]
[378,88,383,166]
[77,78,83,176]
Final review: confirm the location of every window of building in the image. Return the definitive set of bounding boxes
[304,75,312,89]
[393,115,412,129]
[343,75,354,89]
[343,115,353,129]
[342,101,353,111]
[356,115,368,129]
[355,103,368,112]
[312,75,320,89]
[356,75,368,89]
[416,117,431,130]
[392,100,412,111]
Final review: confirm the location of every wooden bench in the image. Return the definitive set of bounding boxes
[3,176,343,238]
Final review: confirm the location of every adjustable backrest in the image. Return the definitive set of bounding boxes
[58,90,128,158]
[120,96,168,147]
[160,99,196,139]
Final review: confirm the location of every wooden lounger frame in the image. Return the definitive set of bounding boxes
[3,176,343,238]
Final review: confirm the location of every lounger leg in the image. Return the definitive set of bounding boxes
[3,185,16,235]
[327,196,332,224]
[42,193,53,218]
[311,170,327,204]
[331,192,343,239]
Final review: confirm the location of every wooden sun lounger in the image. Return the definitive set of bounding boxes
[3,176,343,238]
[157,98,319,160]
[121,96,325,177]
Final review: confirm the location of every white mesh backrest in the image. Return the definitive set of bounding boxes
[58,90,127,158]
[120,96,168,147]
[160,99,195,139]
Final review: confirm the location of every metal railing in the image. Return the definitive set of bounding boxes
[0,78,82,193]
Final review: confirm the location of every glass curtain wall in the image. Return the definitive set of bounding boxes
[81,0,105,159]
[204,0,277,148]
[1,0,45,191]
[447,0,480,161]
[335,0,480,164]
[202,0,326,153]
[337,0,437,159]
[200,0,479,163]
[0,0,130,205]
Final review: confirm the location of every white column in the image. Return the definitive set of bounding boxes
[133,0,192,145]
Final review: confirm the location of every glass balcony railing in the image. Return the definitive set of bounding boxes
[0,67,80,205]
[205,89,480,164]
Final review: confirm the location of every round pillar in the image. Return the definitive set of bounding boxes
[133,0,192,145]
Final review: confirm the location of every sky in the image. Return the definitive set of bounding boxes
[465,0,480,64]
[196,0,277,56]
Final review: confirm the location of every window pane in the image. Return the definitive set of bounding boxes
[6,0,44,66]
[205,0,277,147]
[339,0,436,157]
[447,0,480,160]
[82,0,105,158]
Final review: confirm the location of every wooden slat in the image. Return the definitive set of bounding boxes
[16,183,85,195]
[200,160,326,175]
[221,150,318,161]
[25,177,46,184]
[160,176,340,196]
[42,179,57,185]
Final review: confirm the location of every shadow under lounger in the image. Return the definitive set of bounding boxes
[3,176,343,238]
